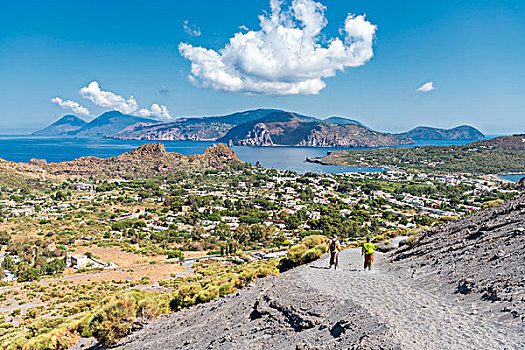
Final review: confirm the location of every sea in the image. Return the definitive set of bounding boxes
[0,135,518,177]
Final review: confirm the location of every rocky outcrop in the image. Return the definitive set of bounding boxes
[39,143,243,179]
[232,124,274,146]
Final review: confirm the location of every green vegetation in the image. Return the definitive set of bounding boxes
[320,144,525,175]
[0,148,521,349]
[278,235,328,272]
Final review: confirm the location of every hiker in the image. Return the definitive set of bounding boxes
[328,236,341,269]
[362,237,375,271]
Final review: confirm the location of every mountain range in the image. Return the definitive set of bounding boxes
[33,109,486,147]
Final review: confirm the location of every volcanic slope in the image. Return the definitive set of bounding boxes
[109,197,524,350]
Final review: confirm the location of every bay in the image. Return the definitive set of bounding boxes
[498,174,525,182]
[0,135,496,174]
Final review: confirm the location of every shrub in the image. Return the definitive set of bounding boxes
[301,235,322,248]
[287,244,308,263]
[240,268,256,284]
[77,314,93,338]
[481,199,504,209]
[279,235,327,272]
[256,266,271,278]
[434,215,459,225]
[195,287,219,304]
[137,298,160,320]
[218,282,235,297]
[169,283,202,311]
[89,291,146,346]
[301,248,322,264]
[405,234,419,247]
[1,332,27,350]
[22,326,78,350]
[313,244,327,254]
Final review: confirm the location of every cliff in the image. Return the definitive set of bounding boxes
[218,112,413,147]
[109,120,233,141]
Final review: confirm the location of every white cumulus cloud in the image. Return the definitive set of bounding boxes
[78,81,172,119]
[178,0,377,95]
[417,81,434,93]
[183,20,201,37]
[79,81,139,114]
[51,97,92,118]
[137,104,172,120]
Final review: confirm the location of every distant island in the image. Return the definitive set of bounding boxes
[32,109,486,147]
[31,115,87,136]
[399,125,485,140]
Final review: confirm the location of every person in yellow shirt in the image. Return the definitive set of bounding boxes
[362,236,375,271]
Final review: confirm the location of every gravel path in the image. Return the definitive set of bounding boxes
[99,248,523,350]
[307,248,523,349]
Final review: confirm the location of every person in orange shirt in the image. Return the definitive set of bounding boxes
[328,236,341,269]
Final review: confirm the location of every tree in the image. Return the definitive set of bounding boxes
[233,225,251,245]
[214,222,231,240]
[284,215,301,230]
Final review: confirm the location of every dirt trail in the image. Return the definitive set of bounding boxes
[307,248,523,349]
[102,248,523,350]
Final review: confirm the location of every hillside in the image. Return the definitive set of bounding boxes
[101,197,524,350]
[32,115,87,136]
[218,112,413,147]
[472,133,525,150]
[323,116,364,127]
[0,158,48,188]
[307,134,525,174]
[109,119,233,141]
[391,195,525,325]
[399,125,485,140]
[72,111,158,137]
[39,143,242,178]
[108,109,315,141]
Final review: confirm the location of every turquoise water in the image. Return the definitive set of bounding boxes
[498,174,525,182]
[0,135,495,174]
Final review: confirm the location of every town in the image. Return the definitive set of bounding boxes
[0,166,520,347]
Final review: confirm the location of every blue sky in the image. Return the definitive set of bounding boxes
[0,0,524,134]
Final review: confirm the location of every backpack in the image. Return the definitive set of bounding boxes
[330,240,337,252]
